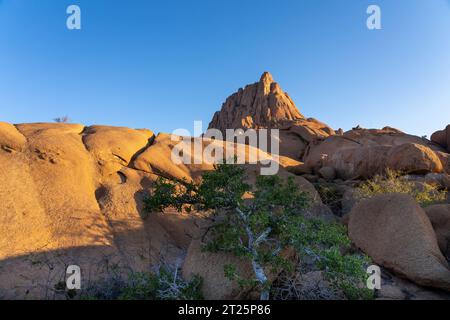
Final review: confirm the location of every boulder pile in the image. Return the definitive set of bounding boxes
[1,73,449,300]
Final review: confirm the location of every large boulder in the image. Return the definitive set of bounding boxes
[386,143,443,174]
[424,204,450,258]
[328,145,391,180]
[0,122,192,299]
[82,125,154,178]
[342,127,437,147]
[303,135,359,172]
[0,123,115,298]
[14,123,108,250]
[317,142,444,180]
[131,133,240,183]
[431,125,450,152]
[304,127,446,179]
[348,193,450,291]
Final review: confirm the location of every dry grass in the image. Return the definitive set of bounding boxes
[356,169,447,207]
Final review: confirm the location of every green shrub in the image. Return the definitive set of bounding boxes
[316,247,373,300]
[145,163,311,300]
[145,162,372,300]
[82,267,203,300]
[356,169,447,206]
[278,216,373,300]
[119,268,203,300]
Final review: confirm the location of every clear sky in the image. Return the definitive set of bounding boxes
[1,0,449,137]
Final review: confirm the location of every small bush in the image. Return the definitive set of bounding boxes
[316,247,373,300]
[356,169,447,206]
[53,116,70,123]
[279,217,374,300]
[81,267,203,300]
[119,268,203,300]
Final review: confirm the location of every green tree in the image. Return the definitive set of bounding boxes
[145,163,372,300]
[145,163,310,300]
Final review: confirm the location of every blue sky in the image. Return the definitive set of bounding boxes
[0,0,449,136]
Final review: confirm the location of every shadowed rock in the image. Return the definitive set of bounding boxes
[348,193,450,292]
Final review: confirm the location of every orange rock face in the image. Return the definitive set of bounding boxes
[208,72,304,132]
[0,121,325,299]
[0,123,195,299]
[303,128,448,179]
[386,143,443,174]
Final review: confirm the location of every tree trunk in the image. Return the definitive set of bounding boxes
[236,208,270,300]
[252,260,269,300]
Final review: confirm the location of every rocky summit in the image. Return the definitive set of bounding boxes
[208,72,304,132]
[1,73,450,300]
[209,72,336,161]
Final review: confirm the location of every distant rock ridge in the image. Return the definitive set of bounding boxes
[208,72,305,133]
